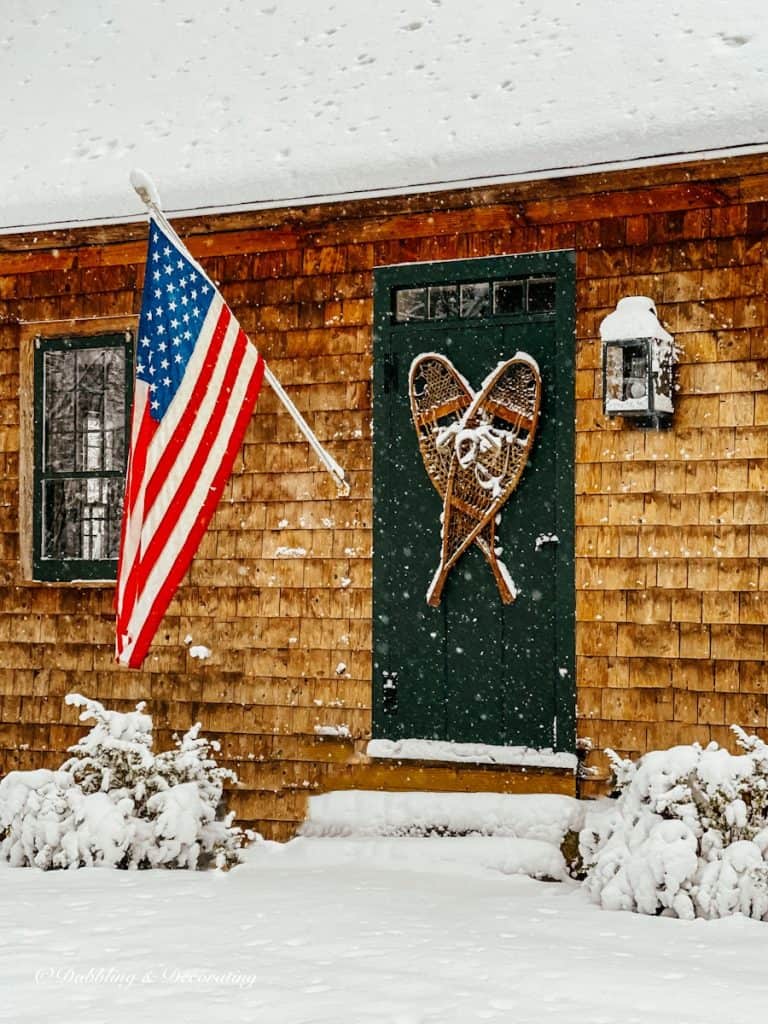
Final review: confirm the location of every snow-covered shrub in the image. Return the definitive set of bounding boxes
[581,726,768,920]
[0,694,243,871]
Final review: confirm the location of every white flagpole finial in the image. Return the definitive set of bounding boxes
[130,168,163,214]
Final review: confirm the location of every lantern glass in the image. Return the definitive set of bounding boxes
[604,340,651,415]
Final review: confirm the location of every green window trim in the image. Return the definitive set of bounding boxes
[32,331,133,582]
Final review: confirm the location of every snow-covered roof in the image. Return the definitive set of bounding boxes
[2,0,768,233]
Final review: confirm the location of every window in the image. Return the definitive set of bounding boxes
[32,332,132,581]
[392,275,557,323]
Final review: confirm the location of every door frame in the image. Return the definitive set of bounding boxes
[372,249,577,752]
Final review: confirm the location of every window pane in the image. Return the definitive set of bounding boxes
[460,283,490,318]
[41,478,124,562]
[76,348,126,472]
[43,350,76,471]
[394,288,427,322]
[493,280,525,315]
[428,285,458,319]
[44,346,126,474]
[527,277,556,313]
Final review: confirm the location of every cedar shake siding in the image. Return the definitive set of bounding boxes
[1,152,767,838]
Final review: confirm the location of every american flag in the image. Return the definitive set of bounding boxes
[115,216,264,668]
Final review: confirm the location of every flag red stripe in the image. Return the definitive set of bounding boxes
[125,354,264,667]
[142,304,232,516]
[132,327,251,595]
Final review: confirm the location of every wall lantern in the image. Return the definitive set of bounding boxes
[600,296,675,429]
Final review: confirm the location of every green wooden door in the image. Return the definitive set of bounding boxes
[372,252,575,751]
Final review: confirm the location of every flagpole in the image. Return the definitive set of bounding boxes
[129,169,350,496]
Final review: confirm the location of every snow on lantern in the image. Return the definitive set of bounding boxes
[600,296,675,428]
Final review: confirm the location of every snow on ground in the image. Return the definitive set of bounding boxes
[1,0,768,231]
[2,835,768,1024]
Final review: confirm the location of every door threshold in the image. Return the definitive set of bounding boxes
[342,757,577,797]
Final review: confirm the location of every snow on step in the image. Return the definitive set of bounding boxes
[252,834,568,881]
[300,790,584,845]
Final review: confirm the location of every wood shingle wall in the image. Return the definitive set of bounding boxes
[1,153,768,835]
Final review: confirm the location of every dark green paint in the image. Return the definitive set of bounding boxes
[373,252,575,751]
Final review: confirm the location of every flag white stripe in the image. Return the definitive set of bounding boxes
[140,311,241,545]
[120,343,260,649]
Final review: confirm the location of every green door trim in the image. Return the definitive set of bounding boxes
[373,250,576,752]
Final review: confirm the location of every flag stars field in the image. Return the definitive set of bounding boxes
[135,227,215,421]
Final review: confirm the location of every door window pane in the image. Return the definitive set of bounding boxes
[460,283,490,318]
[493,281,525,315]
[527,277,557,313]
[428,285,459,319]
[394,288,427,322]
